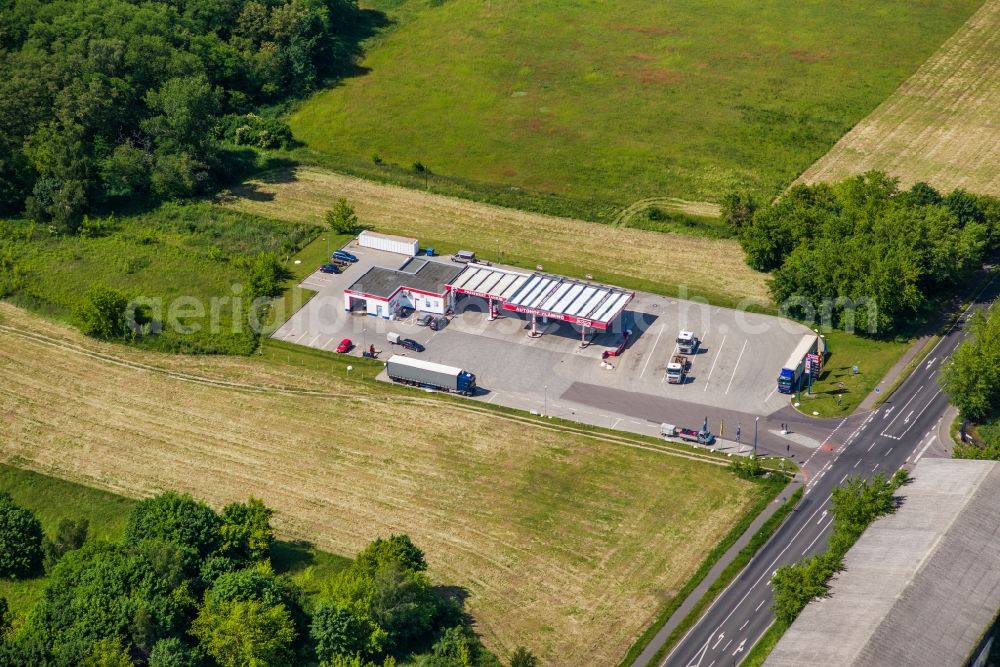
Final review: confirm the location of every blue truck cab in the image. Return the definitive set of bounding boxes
[778,334,821,394]
[457,371,477,395]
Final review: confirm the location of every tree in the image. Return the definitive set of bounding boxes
[509,647,537,667]
[941,308,1000,421]
[219,497,274,562]
[0,492,44,578]
[236,252,287,301]
[325,198,360,235]
[74,284,132,340]
[142,76,221,158]
[771,554,835,626]
[720,191,757,233]
[354,535,427,575]
[123,491,222,558]
[43,517,89,570]
[149,637,200,667]
[830,474,897,551]
[82,637,133,667]
[191,598,296,667]
[310,603,381,662]
[0,597,9,637]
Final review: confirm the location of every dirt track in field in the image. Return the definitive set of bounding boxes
[797,0,1000,196]
[0,304,756,666]
[216,166,769,306]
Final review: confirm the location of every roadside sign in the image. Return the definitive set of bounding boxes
[806,353,822,369]
[804,360,811,374]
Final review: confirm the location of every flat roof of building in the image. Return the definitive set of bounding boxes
[346,258,463,299]
[765,458,1000,667]
[358,230,418,244]
[446,264,530,302]
[503,273,633,328]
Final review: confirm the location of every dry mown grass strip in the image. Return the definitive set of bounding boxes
[215,166,769,305]
[797,0,1000,196]
[0,304,756,666]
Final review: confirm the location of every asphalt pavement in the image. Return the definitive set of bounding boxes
[648,275,1000,667]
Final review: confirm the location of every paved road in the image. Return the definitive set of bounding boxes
[655,276,1000,667]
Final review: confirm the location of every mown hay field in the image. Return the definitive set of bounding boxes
[289,0,980,206]
[798,0,1000,196]
[0,303,759,666]
[218,166,772,307]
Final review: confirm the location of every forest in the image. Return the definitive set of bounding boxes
[0,490,524,667]
[0,0,369,230]
[732,173,1000,336]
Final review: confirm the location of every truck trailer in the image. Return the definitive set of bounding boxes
[385,355,477,395]
[777,334,820,394]
[665,355,690,384]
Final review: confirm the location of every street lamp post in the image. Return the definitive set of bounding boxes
[753,417,759,456]
[496,239,500,263]
[544,385,548,416]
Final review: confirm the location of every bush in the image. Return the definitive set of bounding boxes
[123,491,222,558]
[149,637,201,667]
[0,492,44,578]
[647,206,666,221]
[42,517,89,571]
[509,647,538,667]
[73,284,133,340]
[219,497,274,562]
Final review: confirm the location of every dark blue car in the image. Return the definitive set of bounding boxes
[332,250,358,263]
[319,263,340,274]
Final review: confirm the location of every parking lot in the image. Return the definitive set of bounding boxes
[271,239,815,442]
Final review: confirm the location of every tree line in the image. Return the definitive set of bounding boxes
[770,471,907,627]
[942,302,1000,459]
[725,173,1000,336]
[0,0,369,232]
[0,491,535,667]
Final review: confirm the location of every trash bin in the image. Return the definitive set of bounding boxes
[425,247,435,257]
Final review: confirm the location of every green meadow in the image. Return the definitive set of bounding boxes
[289,0,981,215]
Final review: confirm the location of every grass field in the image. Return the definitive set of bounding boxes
[217,166,773,308]
[793,331,909,417]
[288,0,980,211]
[0,464,349,631]
[0,202,320,354]
[798,0,1000,197]
[0,303,763,666]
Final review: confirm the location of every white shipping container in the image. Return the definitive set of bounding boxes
[358,231,419,256]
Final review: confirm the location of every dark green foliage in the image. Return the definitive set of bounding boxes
[647,206,666,221]
[739,173,998,336]
[0,492,44,579]
[941,307,1000,422]
[73,284,132,340]
[199,556,240,588]
[354,535,428,576]
[82,636,133,666]
[42,518,90,571]
[219,497,274,562]
[311,603,378,662]
[26,540,196,662]
[123,492,222,558]
[148,637,200,667]
[719,191,757,233]
[0,0,363,220]
[509,646,538,667]
[0,597,9,637]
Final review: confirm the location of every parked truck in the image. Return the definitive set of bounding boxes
[660,423,715,445]
[665,355,690,384]
[676,330,700,355]
[385,355,477,395]
[777,334,820,394]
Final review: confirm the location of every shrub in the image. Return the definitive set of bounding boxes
[0,492,44,578]
[73,284,132,340]
[647,206,666,221]
[123,491,222,558]
[325,198,361,235]
[42,517,89,571]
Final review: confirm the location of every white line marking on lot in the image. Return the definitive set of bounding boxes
[755,599,765,611]
[487,393,500,404]
[880,385,923,435]
[868,441,876,452]
[801,517,833,556]
[853,459,861,468]
[725,339,748,395]
[765,385,777,402]
[703,335,726,392]
[884,447,893,457]
[611,418,621,430]
[739,620,748,631]
[839,473,848,483]
[872,464,880,472]
[640,324,666,379]
[712,635,724,650]
[722,639,732,652]
[308,335,321,347]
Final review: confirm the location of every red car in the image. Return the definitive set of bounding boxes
[336,338,353,353]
